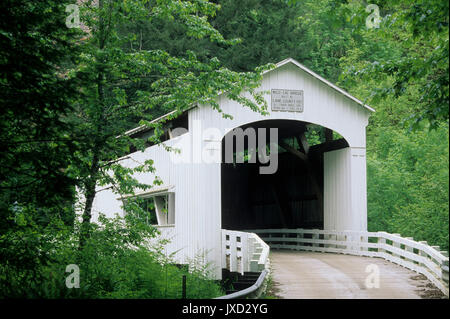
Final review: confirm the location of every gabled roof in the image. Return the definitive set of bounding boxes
[271,58,375,112]
[124,58,374,136]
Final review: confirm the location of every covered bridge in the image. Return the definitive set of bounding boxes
[91,58,448,297]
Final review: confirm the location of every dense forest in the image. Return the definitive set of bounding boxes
[0,0,448,298]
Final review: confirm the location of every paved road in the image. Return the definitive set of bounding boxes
[269,250,443,299]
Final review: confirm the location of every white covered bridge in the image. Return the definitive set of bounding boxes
[92,58,449,298]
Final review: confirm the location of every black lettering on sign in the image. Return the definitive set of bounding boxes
[271,89,304,112]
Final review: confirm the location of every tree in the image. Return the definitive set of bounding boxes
[70,0,271,247]
[206,0,310,73]
[0,0,81,231]
[340,0,449,129]
[332,0,449,250]
[0,0,83,296]
[367,124,449,251]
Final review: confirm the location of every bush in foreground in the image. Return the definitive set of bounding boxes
[0,212,223,298]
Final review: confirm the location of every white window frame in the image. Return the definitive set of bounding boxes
[152,192,175,226]
[120,186,175,227]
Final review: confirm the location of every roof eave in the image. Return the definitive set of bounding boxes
[268,58,375,113]
[122,58,375,137]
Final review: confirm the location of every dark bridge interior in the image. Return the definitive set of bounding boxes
[221,120,348,231]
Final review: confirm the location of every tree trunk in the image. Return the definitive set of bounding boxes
[79,0,106,249]
[79,152,100,249]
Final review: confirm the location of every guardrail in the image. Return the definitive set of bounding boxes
[216,270,268,299]
[221,229,270,275]
[219,229,270,299]
[247,228,449,297]
[248,232,270,273]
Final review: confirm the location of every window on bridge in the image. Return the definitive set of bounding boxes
[127,192,175,226]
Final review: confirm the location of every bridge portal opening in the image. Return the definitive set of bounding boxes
[221,120,348,231]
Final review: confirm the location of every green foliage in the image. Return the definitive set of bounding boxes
[318,0,450,251]
[0,0,81,231]
[339,0,449,128]
[367,124,449,251]
[65,0,272,245]
[0,212,222,298]
[129,0,309,73]
[207,0,310,73]
[1,0,448,298]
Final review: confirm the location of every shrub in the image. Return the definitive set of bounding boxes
[0,211,223,298]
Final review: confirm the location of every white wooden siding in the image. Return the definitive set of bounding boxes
[192,62,370,148]
[90,60,371,279]
[324,147,368,232]
[324,148,351,231]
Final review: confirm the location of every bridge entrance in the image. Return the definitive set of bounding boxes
[221,119,349,231]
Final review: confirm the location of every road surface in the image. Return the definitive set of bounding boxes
[269,250,443,299]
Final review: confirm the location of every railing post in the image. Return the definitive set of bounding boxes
[282,232,287,249]
[312,230,319,250]
[442,259,449,286]
[377,234,386,255]
[241,233,249,273]
[418,241,428,269]
[248,235,254,272]
[236,234,243,275]
[222,230,228,270]
[296,230,302,251]
[268,232,272,249]
[405,237,416,264]
[230,233,237,273]
[392,233,401,259]
[431,246,441,268]
[345,233,353,251]
[342,233,348,251]
[360,234,368,253]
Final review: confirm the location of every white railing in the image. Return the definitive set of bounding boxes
[221,229,270,275]
[216,270,268,299]
[247,228,449,297]
[248,232,270,272]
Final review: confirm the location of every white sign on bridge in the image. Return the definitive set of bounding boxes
[271,89,304,112]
